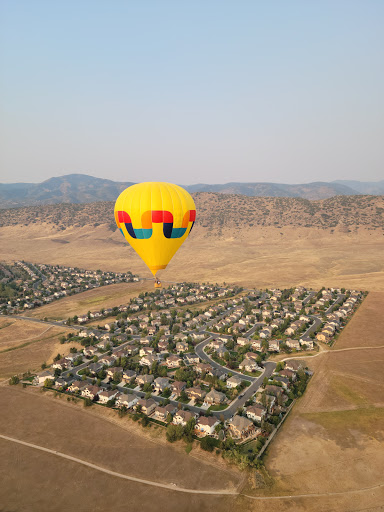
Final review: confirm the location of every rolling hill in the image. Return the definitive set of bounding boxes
[1,174,383,208]
[0,193,383,233]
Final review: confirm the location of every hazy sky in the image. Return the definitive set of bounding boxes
[1,0,383,185]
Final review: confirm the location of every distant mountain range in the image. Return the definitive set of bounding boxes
[0,174,383,208]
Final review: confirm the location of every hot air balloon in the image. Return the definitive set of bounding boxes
[114,182,196,287]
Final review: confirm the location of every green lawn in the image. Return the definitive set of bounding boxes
[208,403,228,411]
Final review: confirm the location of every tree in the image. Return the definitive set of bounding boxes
[166,424,184,443]
[141,415,150,427]
[275,361,285,372]
[200,436,218,452]
[9,375,19,385]
[44,378,53,388]
[83,398,93,407]
[143,382,152,393]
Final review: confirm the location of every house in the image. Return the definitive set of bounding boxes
[273,376,290,389]
[246,405,266,423]
[195,416,220,436]
[239,358,259,373]
[236,337,250,347]
[285,339,300,350]
[227,415,256,439]
[83,346,98,357]
[171,381,186,395]
[34,369,55,386]
[81,385,101,400]
[115,392,138,409]
[195,363,212,375]
[136,374,154,386]
[139,346,155,357]
[166,355,182,368]
[63,353,78,363]
[54,377,69,389]
[122,369,136,383]
[136,398,157,416]
[268,340,280,352]
[251,339,263,351]
[158,339,169,352]
[98,389,118,404]
[244,352,259,361]
[299,336,314,349]
[107,367,123,380]
[186,387,206,401]
[153,404,177,422]
[68,380,88,393]
[206,367,228,381]
[216,346,228,358]
[285,360,304,372]
[52,358,72,371]
[98,355,115,367]
[125,344,139,356]
[316,332,331,343]
[88,362,103,375]
[280,369,296,381]
[227,375,242,389]
[204,389,227,405]
[153,377,170,393]
[184,353,200,365]
[176,341,189,353]
[97,340,112,350]
[173,410,196,426]
[138,346,154,356]
[140,355,157,367]
[265,384,284,398]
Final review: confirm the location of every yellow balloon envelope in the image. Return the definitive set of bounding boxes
[114,182,196,276]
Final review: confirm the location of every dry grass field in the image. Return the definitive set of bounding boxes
[261,291,384,510]
[0,198,384,511]
[25,281,153,321]
[0,386,242,512]
[1,222,383,291]
[0,319,74,379]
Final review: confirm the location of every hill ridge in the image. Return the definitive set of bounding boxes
[1,174,384,208]
[1,193,382,234]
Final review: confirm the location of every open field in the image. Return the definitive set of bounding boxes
[1,206,384,510]
[0,386,242,512]
[262,291,384,508]
[24,281,153,321]
[1,223,384,291]
[332,291,384,349]
[0,319,74,379]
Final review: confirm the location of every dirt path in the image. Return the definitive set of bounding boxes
[1,433,383,501]
[0,433,236,496]
[282,344,384,362]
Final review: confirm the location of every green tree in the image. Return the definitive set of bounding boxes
[166,423,184,443]
[200,436,218,452]
[9,375,19,385]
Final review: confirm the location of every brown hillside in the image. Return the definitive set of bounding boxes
[0,194,383,292]
[0,194,383,233]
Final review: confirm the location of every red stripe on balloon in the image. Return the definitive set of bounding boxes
[118,211,131,223]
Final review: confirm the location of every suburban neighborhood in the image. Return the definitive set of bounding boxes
[4,264,365,465]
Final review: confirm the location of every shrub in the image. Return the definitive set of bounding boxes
[9,375,19,385]
[200,436,219,452]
